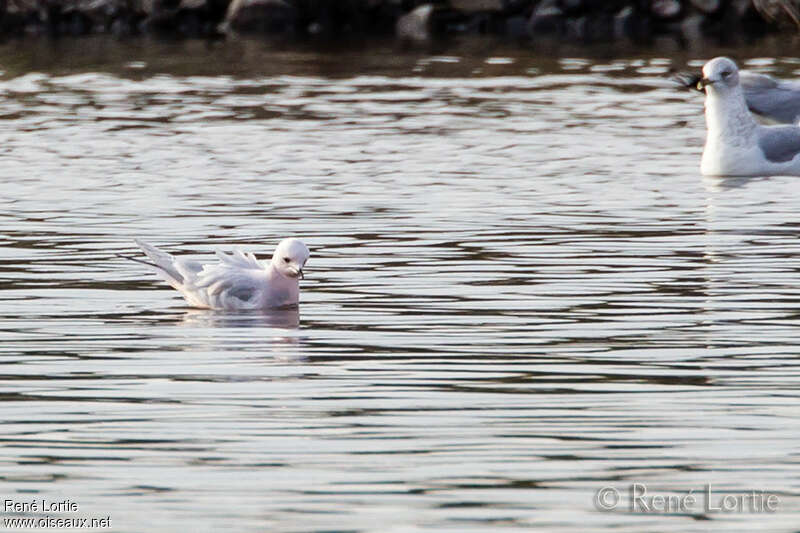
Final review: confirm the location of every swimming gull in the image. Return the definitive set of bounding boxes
[676,65,800,124]
[697,57,800,177]
[125,238,309,310]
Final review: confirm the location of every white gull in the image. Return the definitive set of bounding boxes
[699,57,800,177]
[129,238,309,310]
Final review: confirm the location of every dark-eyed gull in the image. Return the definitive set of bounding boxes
[698,57,800,177]
[676,66,800,125]
[127,238,309,310]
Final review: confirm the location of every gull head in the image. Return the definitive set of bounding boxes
[271,238,310,280]
[699,57,740,93]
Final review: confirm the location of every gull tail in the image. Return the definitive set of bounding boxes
[116,253,158,269]
[132,239,185,288]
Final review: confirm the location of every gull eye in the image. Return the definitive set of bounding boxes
[283,257,290,263]
[721,70,732,78]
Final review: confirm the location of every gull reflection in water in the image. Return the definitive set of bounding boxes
[180,306,301,329]
[702,174,768,193]
[179,307,304,359]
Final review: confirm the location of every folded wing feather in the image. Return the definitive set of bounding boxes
[135,241,268,308]
[193,250,267,306]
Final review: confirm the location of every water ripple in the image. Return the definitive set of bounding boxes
[1,39,800,532]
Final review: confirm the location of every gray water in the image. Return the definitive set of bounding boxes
[3,37,800,532]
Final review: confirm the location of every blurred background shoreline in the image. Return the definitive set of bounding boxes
[1,0,800,52]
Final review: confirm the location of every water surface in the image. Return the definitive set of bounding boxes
[2,37,800,532]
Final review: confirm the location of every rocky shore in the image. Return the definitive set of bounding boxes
[0,0,795,43]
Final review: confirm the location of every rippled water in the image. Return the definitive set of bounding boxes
[3,37,800,532]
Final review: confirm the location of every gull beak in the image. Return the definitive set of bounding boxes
[697,77,715,90]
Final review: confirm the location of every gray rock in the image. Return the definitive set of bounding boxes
[653,0,681,18]
[652,0,681,19]
[140,0,211,34]
[753,0,800,27]
[504,14,527,37]
[681,12,705,42]
[449,0,504,12]
[526,0,563,37]
[396,3,433,41]
[689,0,721,14]
[731,0,755,16]
[222,0,296,34]
[5,0,37,15]
[563,11,616,42]
[37,0,117,33]
[180,0,206,9]
[613,5,632,38]
[531,0,560,18]
[561,0,583,12]
[564,14,585,40]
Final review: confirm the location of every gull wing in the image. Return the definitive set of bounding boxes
[192,255,268,308]
[214,248,265,270]
[741,72,800,124]
[758,125,800,163]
